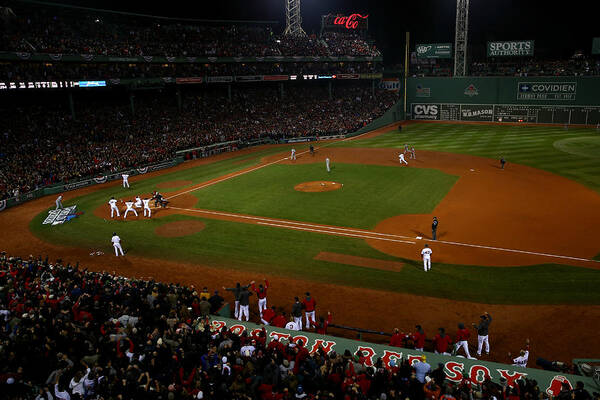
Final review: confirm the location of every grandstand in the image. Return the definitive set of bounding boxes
[1,1,600,399]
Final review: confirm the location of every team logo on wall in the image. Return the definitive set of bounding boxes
[49,54,63,61]
[464,84,479,97]
[80,54,95,61]
[142,56,153,62]
[416,84,431,97]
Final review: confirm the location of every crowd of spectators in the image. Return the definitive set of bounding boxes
[0,3,380,58]
[0,61,382,82]
[0,84,398,200]
[2,253,598,400]
[408,58,600,77]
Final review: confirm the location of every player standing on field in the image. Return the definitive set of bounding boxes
[473,312,492,356]
[325,157,331,172]
[421,244,432,271]
[122,174,130,188]
[251,279,269,317]
[290,148,296,161]
[399,152,408,165]
[123,200,138,219]
[142,198,151,218]
[291,297,303,330]
[454,322,472,359]
[108,197,120,218]
[302,292,316,329]
[500,156,506,170]
[55,195,63,210]
[223,282,252,319]
[111,232,124,256]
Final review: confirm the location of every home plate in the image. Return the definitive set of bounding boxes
[416,236,423,240]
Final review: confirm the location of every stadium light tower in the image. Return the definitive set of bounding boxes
[283,0,307,36]
[453,0,469,76]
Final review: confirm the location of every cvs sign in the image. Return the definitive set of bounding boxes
[412,104,440,120]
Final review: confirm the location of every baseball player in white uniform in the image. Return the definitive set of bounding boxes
[285,318,300,331]
[55,195,63,210]
[510,339,530,368]
[410,146,416,159]
[122,174,130,188]
[142,198,151,217]
[108,197,120,218]
[326,157,331,172]
[399,153,408,165]
[123,200,138,219]
[134,196,142,208]
[290,148,296,161]
[111,232,124,256]
[421,244,432,271]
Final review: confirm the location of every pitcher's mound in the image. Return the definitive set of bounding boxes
[294,181,343,192]
[155,220,205,237]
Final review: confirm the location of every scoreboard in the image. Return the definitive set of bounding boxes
[411,103,600,125]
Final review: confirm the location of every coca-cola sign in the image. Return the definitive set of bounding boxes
[324,13,369,30]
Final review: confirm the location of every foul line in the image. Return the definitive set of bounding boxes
[169,206,599,264]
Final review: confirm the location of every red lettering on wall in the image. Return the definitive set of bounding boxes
[381,350,403,368]
[310,339,336,354]
[469,365,492,384]
[444,361,465,383]
[497,370,528,388]
[333,13,368,29]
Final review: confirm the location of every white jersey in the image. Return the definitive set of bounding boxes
[285,321,300,331]
[421,247,433,259]
[122,174,129,181]
[134,197,142,207]
[326,158,330,165]
[512,350,529,368]
[111,235,121,245]
[291,149,296,155]
[399,154,406,161]
[142,199,151,208]
[108,199,118,208]
[125,201,134,210]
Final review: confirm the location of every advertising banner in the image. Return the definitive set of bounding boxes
[487,40,534,57]
[176,77,203,84]
[206,76,234,83]
[517,82,577,101]
[235,75,264,82]
[380,78,400,92]
[412,104,440,120]
[263,75,289,81]
[336,74,360,80]
[460,104,494,121]
[416,43,453,59]
[205,316,596,393]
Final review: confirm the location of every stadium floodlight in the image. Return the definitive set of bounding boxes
[283,0,307,36]
[453,0,469,77]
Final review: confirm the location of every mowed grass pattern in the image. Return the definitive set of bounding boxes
[339,123,600,192]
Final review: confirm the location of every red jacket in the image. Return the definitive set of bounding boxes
[271,314,287,328]
[315,313,332,335]
[262,308,276,324]
[456,328,470,341]
[302,297,316,312]
[433,334,452,353]
[252,280,269,300]
[412,331,426,349]
[390,332,405,347]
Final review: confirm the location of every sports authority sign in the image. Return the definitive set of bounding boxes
[207,316,594,394]
[416,43,453,59]
[517,82,577,101]
[487,40,534,57]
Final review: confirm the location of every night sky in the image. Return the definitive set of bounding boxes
[36,0,599,63]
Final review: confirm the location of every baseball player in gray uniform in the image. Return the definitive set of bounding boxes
[223,282,252,319]
[472,312,492,356]
[55,195,63,210]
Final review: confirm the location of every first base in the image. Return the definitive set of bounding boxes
[416,236,423,240]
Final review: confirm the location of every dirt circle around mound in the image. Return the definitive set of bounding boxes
[294,181,343,192]
[154,220,206,237]
[156,180,193,189]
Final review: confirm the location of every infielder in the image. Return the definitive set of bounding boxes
[410,146,416,159]
[122,174,130,188]
[399,152,408,165]
[421,244,432,271]
[142,198,151,217]
[290,148,296,161]
[473,312,492,356]
[108,197,120,218]
[134,196,142,208]
[111,232,124,256]
[326,157,331,172]
[123,200,138,219]
[432,217,438,240]
[55,195,63,210]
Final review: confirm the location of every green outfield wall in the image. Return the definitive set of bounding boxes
[209,316,599,394]
[407,77,600,124]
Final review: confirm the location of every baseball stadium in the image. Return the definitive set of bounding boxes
[1,0,600,399]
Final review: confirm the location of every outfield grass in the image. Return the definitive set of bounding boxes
[338,123,600,192]
[191,163,458,229]
[29,139,600,305]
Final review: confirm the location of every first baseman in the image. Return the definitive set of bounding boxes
[111,232,124,256]
[421,244,432,271]
[108,197,120,218]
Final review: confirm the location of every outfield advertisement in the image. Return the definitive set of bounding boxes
[416,43,453,59]
[206,317,597,393]
[487,40,534,57]
[517,82,577,101]
[411,103,600,124]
